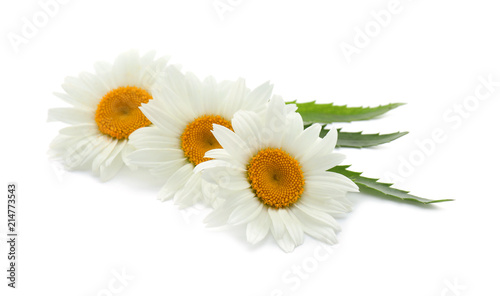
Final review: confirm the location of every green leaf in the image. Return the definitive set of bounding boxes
[337,129,408,148]
[288,101,405,124]
[312,125,408,148]
[329,165,453,204]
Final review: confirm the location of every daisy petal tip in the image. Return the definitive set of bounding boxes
[260,80,273,89]
[344,181,360,193]
[98,173,112,183]
[277,240,297,253]
[203,218,221,229]
[157,195,170,202]
[246,229,268,245]
[246,235,261,245]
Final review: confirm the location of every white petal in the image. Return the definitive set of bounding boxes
[201,76,218,115]
[173,173,203,207]
[125,148,184,166]
[78,72,109,99]
[222,78,246,118]
[246,208,271,244]
[231,111,263,149]
[99,140,127,181]
[212,124,250,164]
[161,163,194,194]
[204,148,231,161]
[228,197,263,225]
[299,193,351,214]
[61,78,100,108]
[139,105,183,136]
[140,53,169,89]
[53,92,92,111]
[242,81,273,112]
[92,137,118,173]
[128,126,180,150]
[184,72,204,114]
[93,61,114,89]
[112,50,141,87]
[199,165,249,190]
[159,66,188,104]
[263,96,287,147]
[48,108,94,125]
[154,77,196,120]
[300,133,342,165]
[139,50,156,68]
[291,206,339,245]
[290,124,322,160]
[99,155,124,181]
[157,181,175,201]
[285,103,298,114]
[294,202,341,231]
[279,209,304,246]
[306,171,359,193]
[274,231,297,253]
[204,207,232,227]
[268,208,286,239]
[58,124,97,137]
[321,127,339,151]
[301,153,346,172]
[282,112,304,150]
[194,159,232,173]
[103,139,127,167]
[204,190,251,227]
[128,137,178,150]
[64,135,106,169]
[149,159,187,177]
[49,134,83,151]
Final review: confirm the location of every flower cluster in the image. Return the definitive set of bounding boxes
[48,50,450,252]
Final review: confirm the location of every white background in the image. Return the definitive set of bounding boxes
[1,0,499,295]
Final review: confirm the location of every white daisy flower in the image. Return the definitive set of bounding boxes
[48,50,168,181]
[195,96,359,252]
[124,66,274,207]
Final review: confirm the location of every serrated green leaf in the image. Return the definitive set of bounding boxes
[337,129,408,148]
[329,165,453,204]
[288,101,405,124]
[311,125,408,148]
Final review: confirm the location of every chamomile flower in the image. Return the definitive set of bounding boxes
[48,50,168,181]
[195,96,359,252]
[124,66,274,207]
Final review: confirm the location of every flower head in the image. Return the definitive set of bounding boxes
[48,50,168,180]
[124,66,274,207]
[195,97,358,252]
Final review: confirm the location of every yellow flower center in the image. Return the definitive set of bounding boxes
[94,86,153,140]
[181,115,233,165]
[247,148,305,209]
